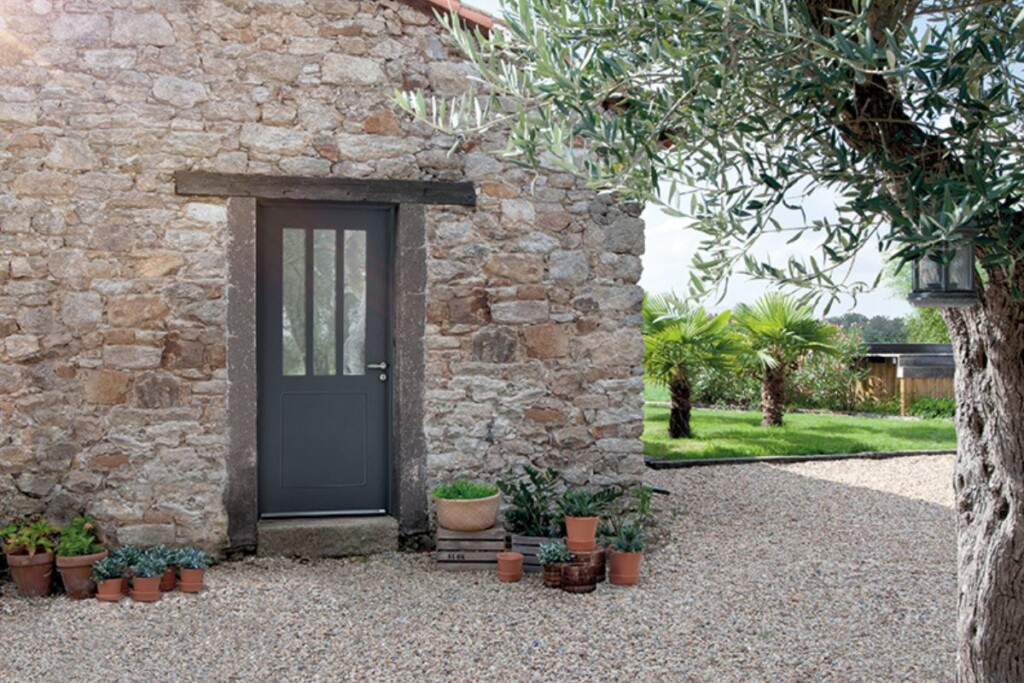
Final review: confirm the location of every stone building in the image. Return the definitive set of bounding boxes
[0,0,645,554]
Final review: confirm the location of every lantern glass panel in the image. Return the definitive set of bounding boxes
[917,257,944,291]
[947,243,974,292]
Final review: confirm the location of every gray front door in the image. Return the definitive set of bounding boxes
[257,202,393,517]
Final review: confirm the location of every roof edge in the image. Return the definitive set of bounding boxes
[402,0,497,32]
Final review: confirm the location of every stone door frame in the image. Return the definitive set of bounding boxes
[175,172,476,551]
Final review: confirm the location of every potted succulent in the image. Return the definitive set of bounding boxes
[110,545,143,596]
[608,524,645,586]
[129,549,168,603]
[496,551,523,583]
[537,540,574,589]
[1,515,60,597]
[498,465,562,571]
[150,545,178,591]
[175,547,211,593]
[559,487,620,552]
[91,554,127,602]
[431,479,500,531]
[54,516,107,599]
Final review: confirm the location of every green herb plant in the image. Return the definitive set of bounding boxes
[55,516,103,557]
[1,515,60,556]
[431,479,498,500]
[496,465,562,537]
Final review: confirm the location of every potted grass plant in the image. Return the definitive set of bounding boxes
[175,547,211,593]
[1,515,60,597]
[431,479,500,531]
[129,549,168,603]
[537,540,574,589]
[55,516,107,599]
[498,465,562,571]
[559,487,620,552]
[608,525,645,586]
[91,554,127,602]
[604,485,653,586]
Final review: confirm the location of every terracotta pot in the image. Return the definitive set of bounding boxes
[178,567,206,593]
[131,576,163,602]
[6,551,55,598]
[564,516,599,552]
[560,562,597,594]
[496,552,523,583]
[159,567,177,591]
[56,549,108,599]
[542,563,564,589]
[609,550,643,586]
[96,578,125,602]
[434,493,500,531]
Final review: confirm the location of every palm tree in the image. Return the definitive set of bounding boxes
[733,293,840,427]
[643,294,743,438]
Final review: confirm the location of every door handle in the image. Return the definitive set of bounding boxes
[367,362,388,370]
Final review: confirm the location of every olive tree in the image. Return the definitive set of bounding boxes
[398,1,1024,677]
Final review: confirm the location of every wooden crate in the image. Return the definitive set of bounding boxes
[435,525,507,571]
[510,534,557,574]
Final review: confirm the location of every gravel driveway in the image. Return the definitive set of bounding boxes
[0,455,955,682]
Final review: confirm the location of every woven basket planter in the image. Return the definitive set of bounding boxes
[571,547,606,583]
[542,563,564,589]
[434,493,500,532]
[560,562,597,594]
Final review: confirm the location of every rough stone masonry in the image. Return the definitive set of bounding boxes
[0,0,645,550]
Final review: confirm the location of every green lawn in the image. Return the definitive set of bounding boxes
[644,384,670,402]
[644,406,957,460]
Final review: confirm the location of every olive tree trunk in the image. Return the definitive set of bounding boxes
[760,366,786,427]
[944,271,1024,682]
[668,375,693,439]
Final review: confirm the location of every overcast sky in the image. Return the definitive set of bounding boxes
[461,0,912,318]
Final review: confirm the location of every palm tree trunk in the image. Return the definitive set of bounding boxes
[761,366,786,427]
[668,375,693,438]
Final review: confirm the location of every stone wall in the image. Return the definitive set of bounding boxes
[0,0,644,549]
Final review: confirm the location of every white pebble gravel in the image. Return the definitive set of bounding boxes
[0,456,955,682]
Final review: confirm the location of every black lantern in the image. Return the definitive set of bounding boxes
[907,226,979,308]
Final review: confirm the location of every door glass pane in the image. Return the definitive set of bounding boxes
[343,230,367,376]
[282,229,306,376]
[312,229,337,376]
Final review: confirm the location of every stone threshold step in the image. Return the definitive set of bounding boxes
[257,516,398,559]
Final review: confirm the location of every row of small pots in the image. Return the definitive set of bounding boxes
[496,546,642,590]
[95,567,206,603]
